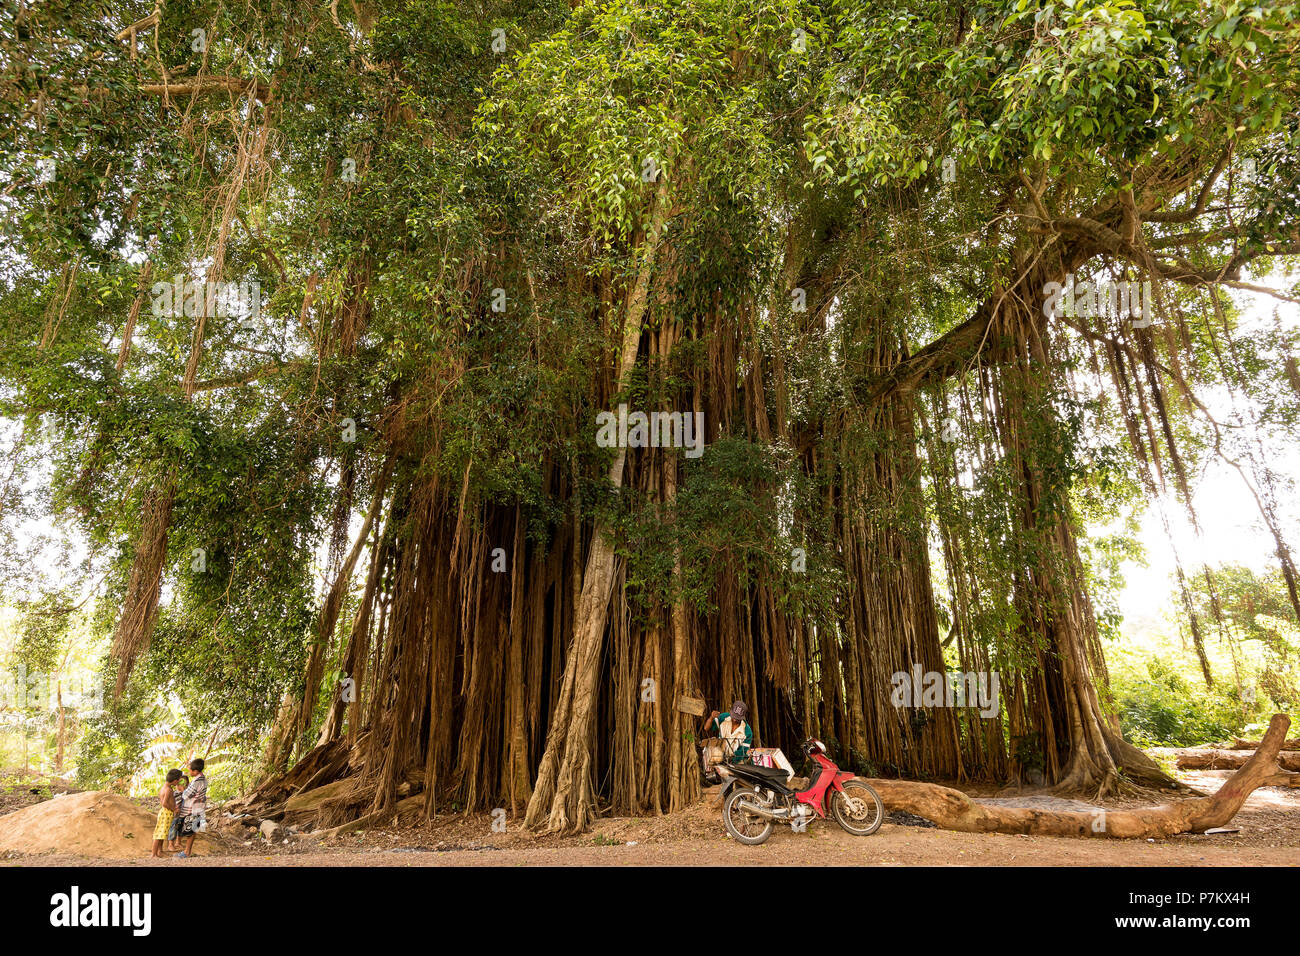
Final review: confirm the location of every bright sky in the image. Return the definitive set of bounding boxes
[1116,268,1300,624]
[1120,476,1282,625]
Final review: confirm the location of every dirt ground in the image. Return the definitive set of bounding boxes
[2,764,1296,866]
[0,770,76,816]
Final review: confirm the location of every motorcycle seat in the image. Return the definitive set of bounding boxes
[737,763,792,784]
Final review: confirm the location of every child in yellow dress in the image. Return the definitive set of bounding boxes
[151,769,182,858]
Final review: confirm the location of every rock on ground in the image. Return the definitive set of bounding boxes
[259,819,285,841]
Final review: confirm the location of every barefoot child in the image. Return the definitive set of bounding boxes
[165,773,188,851]
[167,773,189,851]
[175,758,208,859]
[152,769,182,858]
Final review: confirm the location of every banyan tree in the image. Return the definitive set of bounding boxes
[2,0,1298,833]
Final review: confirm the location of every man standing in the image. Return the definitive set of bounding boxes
[175,758,208,859]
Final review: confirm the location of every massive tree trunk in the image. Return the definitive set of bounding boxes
[1005,280,1173,794]
[842,319,965,780]
[919,250,1181,796]
[524,185,670,834]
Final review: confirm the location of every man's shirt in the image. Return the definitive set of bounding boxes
[710,712,753,762]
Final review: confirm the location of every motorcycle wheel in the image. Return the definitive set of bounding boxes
[831,780,884,836]
[722,787,775,846]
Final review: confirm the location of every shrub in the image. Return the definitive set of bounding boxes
[1112,658,1249,747]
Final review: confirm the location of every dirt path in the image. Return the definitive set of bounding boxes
[6,821,1296,867]
[4,768,1296,867]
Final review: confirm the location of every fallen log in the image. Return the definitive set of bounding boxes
[863,713,1299,839]
[1177,749,1300,771]
[1228,736,1300,751]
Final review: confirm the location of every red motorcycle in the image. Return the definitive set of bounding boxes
[718,737,883,845]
